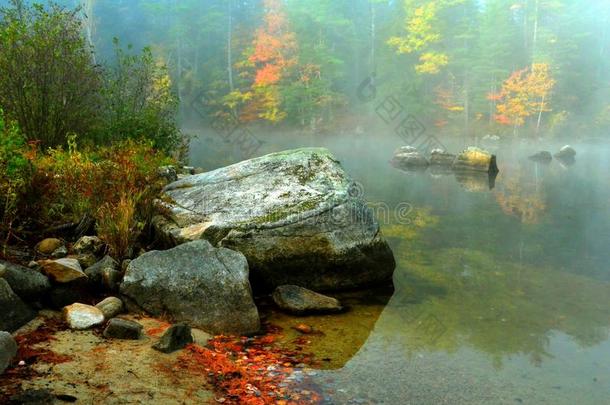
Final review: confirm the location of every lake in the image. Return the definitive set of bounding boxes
[189,129,610,404]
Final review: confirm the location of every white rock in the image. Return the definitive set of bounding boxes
[63,303,104,330]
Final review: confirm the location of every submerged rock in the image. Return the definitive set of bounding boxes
[63,303,105,330]
[0,331,18,375]
[95,297,124,319]
[40,258,87,283]
[152,323,193,353]
[0,260,51,302]
[452,147,499,173]
[529,151,553,162]
[35,238,64,255]
[272,285,343,315]
[155,147,395,292]
[555,145,576,159]
[391,146,429,168]
[103,318,142,340]
[0,279,36,332]
[120,240,260,335]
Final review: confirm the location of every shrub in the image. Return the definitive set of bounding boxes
[0,109,31,243]
[99,40,181,153]
[0,0,102,147]
[29,138,173,258]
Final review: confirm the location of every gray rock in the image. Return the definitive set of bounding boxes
[429,149,456,166]
[452,147,499,173]
[155,147,395,292]
[95,296,124,319]
[0,279,36,332]
[152,323,193,353]
[272,285,343,315]
[39,258,87,283]
[0,331,18,375]
[75,253,98,269]
[51,245,68,259]
[85,256,120,290]
[391,146,429,168]
[120,240,260,335]
[63,303,105,330]
[72,236,104,255]
[555,145,576,159]
[103,318,142,340]
[0,260,51,301]
[529,151,553,162]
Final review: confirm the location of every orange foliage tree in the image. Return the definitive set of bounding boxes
[488,63,555,135]
[231,0,298,123]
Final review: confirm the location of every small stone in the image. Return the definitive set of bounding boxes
[63,303,104,330]
[95,297,124,319]
[157,165,178,183]
[40,258,86,283]
[152,323,193,353]
[272,285,343,315]
[75,253,98,269]
[51,245,68,259]
[27,261,41,270]
[85,256,119,288]
[555,145,576,159]
[293,323,313,334]
[36,238,64,255]
[72,236,104,255]
[1,331,18,375]
[103,318,142,340]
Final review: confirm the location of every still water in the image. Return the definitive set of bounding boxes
[190,130,610,404]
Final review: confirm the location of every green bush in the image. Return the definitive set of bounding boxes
[0,0,102,147]
[0,109,31,241]
[98,40,181,153]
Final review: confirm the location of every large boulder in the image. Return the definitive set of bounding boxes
[0,331,18,375]
[0,260,51,301]
[0,279,36,332]
[452,147,499,173]
[155,147,395,291]
[429,149,456,166]
[120,240,260,335]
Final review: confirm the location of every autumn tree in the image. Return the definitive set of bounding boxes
[488,63,555,136]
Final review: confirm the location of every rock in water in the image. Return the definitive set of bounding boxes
[155,147,395,291]
[95,297,124,319]
[35,238,64,255]
[390,146,429,168]
[103,318,142,340]
[0,260,51,302]
[529,151,553,162]
[63,303,104,330]
[39,258,87,283]
[429,149,456,166]
[555,145,576,159]
[120,240,260,335]
[452,147,499,173]
[0,279,36,332]
[272,285,343,315]
[152,323,193,353]
[0,331,18,375]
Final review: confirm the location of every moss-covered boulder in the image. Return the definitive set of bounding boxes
[452,147,499,173]
[154,147,395,292]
